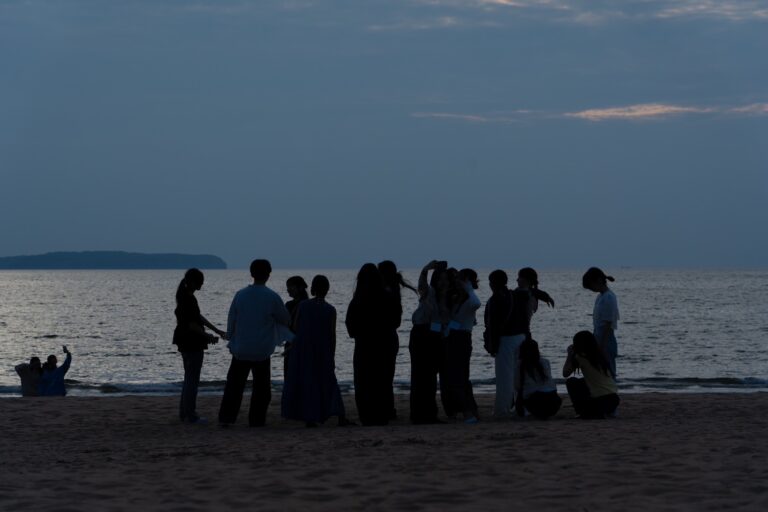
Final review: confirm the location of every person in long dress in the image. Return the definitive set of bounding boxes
[377,260,417,421]
[346,263,400,426]
[282,275,348,427]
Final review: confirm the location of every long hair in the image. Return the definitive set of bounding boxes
[353,263,385,302]
[519,338,547,382]
[378,260,418,298]
[573,330,611,376]
[176,268,204,304]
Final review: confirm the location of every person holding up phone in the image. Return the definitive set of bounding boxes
[39,346,73,396]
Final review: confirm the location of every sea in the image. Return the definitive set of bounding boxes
[1,269,766,397]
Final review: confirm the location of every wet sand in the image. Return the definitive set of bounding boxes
[1,392,766,511]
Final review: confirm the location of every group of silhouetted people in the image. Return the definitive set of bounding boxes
[170,258,621,427]
[15,346,73,397]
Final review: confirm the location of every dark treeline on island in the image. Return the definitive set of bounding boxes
[0,251,227,270]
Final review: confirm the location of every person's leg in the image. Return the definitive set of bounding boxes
[218,357,250,425]
[183,351,204,422]
[606,333,618,380]
[180,353,189,421]
[438,335,455,418]
[565,377,592,417]
[386,333,399,420]
[494,335,520,418]
[353,344,372,425]
[462,335,478,419]
[424,330,441,422]
[409,326,427,423]
[249,359,272,427]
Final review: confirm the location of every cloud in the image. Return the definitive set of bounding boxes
[729,103,768,115]
[565,103,714,121]
[368,16,464,31]
[412,0,768,25]
[413,102,768,123]
[411,112,514,122]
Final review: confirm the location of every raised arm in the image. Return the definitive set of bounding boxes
[533,288,555,308]
[418,261,435,297]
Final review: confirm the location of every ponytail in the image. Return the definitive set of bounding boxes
[176,268,204,304]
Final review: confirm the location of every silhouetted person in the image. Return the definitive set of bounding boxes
[563,331,620,419]
[282,275,349,427]
[377,260,416,421]
[442,268,481,423]
[583,267,620,379]
[346,263,399,426]
[285,276,309,327]
[515,338,561,419]
[39,346,72,396]
[484,267,554,418]
[219,259,291,427]
[15,356,42,397]
[173,268,224,424]
[409,260,450,424]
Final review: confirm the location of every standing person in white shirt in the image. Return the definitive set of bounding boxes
[442,268,482,423]
[218,259,292,427]
[582,267,620,380]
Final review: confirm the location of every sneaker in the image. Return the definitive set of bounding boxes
[188,417,208,425]
[464,416,479,425]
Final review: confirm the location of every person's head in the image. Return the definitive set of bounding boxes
[45,354,58,371]
[519,337,546,380]
[517,267,539,290]
[488,270,508,293]
[311,275,330,299]
[250,259,272,283]
[377,260,397,287]
[582,267,614,292]
[286,276,308,299]
[354,263,384,300]
[176,268,204,302]
[29,357,42,373]
[459,268,479,290]
[572,330,611,375]
[430,267,450,295]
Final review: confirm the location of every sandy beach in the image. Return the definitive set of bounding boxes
[1,392,766,511]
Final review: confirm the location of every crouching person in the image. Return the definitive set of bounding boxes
[516,338,561,419]
[562,331,619,419]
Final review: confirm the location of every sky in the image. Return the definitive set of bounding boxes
[1,0,767,268]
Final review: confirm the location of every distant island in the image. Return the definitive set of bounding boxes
[0,251,227,270]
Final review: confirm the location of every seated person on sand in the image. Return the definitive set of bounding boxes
[15,356,43,397]
[514,338,561,419]
[562,331,619,419]
[39,346,73,397]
